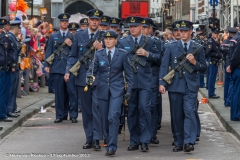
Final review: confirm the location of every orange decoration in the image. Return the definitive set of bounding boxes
[16,0,29,13]
[201,98,208,104]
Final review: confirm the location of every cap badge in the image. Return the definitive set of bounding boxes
[142,20,146,24]
[94,10,99,16]
[106,32,111,36]
[2,20,4,23]
[130,17,135,23]
[176,24,180,28]
[112,19,116,23]
[84,19,87,23]
[102,17,107,22]
[63,14,67,19]
[72,23,75,28]
[181,21,186,27]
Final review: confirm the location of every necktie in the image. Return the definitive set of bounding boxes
[62,32,65,39]
[108,51,111,63]
[135,38,138,45]
[184,43,188,53]
[90,33,94,40]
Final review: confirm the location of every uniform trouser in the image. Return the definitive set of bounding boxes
[168,93,176,141]
[224,65,233,106]
[150,87,159,139]
[230,68,240,121]
[206,59,210,90]
[158,93,162,126]
[63,74,78,119]
[52,73,69,119]
[127,89,151,145]
[207,64,218,97]
[199,72,205,87]
[77,86,102,142]
[196,99,201,137]
[8,71,19,113]
[48,73,54,92]
[119,104,125,125]
[168,88,197,146]
[0,70,11,119]
[99,93,122,152]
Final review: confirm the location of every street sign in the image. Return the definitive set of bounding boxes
[210,0,219,6]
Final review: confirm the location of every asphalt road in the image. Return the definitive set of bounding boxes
[0,93,240,160]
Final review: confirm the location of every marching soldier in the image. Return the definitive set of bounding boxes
[66,9,104,150]
[87,30,133,156]
[0,17,15,122]
[159,20,207,152]
[99,15,111,31]
[221,27,237,107]
[142,18,162,144]
[44,13,78,123]
[79,18,89,29]
[7,19,22,118]
[118,16,160,152]
[205,28,222,98]
[68,22,82,113]
[226,27,240,120]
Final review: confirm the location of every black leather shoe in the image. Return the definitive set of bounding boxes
[196,137,200,141]
[209,95,220,99]
[15,109,21,113]
[62,117,68,120]
[7,112,18,118]
[54,118,62,123]
[173,146,183,152]
[78,108,81,113]
[141,143,149,152]
[105,148,115,156]
[118,124,123,134]
[184,143,194,152]
[0,126,2,131]
[151,138,159,144]
[83,142,92,149]
[172,141,176,146]
[104,138,107,145]
[93,140,101,150]
[157,123,161,130]
[0,118,13,122]
[71,118,78,123]
[127,145,139,151]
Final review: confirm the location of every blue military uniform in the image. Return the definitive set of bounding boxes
[159,20,207,152]
[228,31,240,120]
[221,27,237,107]
[66,9,104,149]
[0,18,15,122]
[205,29,222,98]
[44,13,78,123]
[87,30,133,155]
[118,16,160,151]
[7,20,22,117]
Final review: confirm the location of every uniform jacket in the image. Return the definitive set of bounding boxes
[205,37,222,59]
[118,35,160,89]
[87,48,133,100]
[159,40,207,93]
[152,36,162,87]
[229,32,240,71]
[66,29,102,86]
[44,30,72,74]
[8,32,20,70]
[221,36,232,65]
[0,31,15,67]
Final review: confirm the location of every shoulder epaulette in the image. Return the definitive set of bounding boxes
[120,36,126,40]
[119,48,128,53]
[76,29,83,32]
[97,48,104,52]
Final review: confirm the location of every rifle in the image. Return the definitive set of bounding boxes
[69,31,104,76]
[122,72,128,141]
[163,43,202,85]
[130,36,150,73]
[45,34,73,65]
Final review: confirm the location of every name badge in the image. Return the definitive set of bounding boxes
[124,47,130,50]
[100,60,105,66]
[54,38,58,40]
